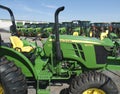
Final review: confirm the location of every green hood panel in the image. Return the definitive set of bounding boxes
[44,35,114,61]
[58,35,114,47]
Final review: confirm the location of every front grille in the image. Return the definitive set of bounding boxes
[72,43,85,61]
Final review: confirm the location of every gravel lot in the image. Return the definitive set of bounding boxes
[1,32,120,94]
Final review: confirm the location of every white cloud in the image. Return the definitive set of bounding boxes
[45,5,57,9]
[41,3,57,9]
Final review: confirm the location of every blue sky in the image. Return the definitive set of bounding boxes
[0,0,120,22]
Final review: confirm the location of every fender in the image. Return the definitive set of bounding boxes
[0,46,37,79]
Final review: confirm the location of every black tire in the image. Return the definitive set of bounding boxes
[69,71,118,94]
[60,88,69,94]
[0,57,27,94]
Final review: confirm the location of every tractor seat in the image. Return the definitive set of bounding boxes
[10,36,34,52]
[100,30,109,40]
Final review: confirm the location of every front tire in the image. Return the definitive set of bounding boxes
[0,57,27,94]
[69,71,118,94]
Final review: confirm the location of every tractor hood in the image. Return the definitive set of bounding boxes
[57,35,114,47]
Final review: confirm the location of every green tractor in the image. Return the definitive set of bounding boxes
[41,22,54,38]
[81,21,91,37]
[71,20,91,36]
[0,5,120,94]
[27,23,39,37]
[28,23,36,37]
[23,22,31,36]
[17,22,31,36]
[16,22,24,36]
[27,23,43,37]
[90,22,110,38]
[71,20,81,35]
[35,23,45,37]
[110,22,120,38]
[59,22,72,35]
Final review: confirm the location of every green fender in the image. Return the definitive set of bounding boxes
[0,46,37,79]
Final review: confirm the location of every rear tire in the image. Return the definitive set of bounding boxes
[60,88,69,94]
[0,57,27,94]
[69,71,118,94]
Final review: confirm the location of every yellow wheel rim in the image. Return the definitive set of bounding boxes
[83,88,106,94]
[0,83,4,94]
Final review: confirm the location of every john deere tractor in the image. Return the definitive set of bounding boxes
[71,20,82,35]
[42,22,54,38]
[71,20,91,36]
[110,22,120,38]
[16,22,24,36]
[59,22,72,35]
[81,21,91,36]
[90,22,110,38]
[0,5,120,94]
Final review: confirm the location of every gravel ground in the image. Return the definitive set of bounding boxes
[1,32,120,94]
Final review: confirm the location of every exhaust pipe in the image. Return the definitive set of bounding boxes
[54,6,65,61]
[0,5,17,36]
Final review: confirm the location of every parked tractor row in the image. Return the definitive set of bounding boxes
[0,5,120,94]
[16,22,54,38]
[16,20,91,37]
[15,19,120,39]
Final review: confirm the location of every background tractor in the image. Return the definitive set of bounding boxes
[59,22,72,35]
[90,22,110,38]
[110,22,120,38]
[0,5,120,94]
[71,20,82,35]
[42,22,54,38]
[80,21,91,36]
[16,22,24,36]
[71,20,91,36]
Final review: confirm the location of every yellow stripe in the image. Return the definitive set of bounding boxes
[49,39,101,45]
